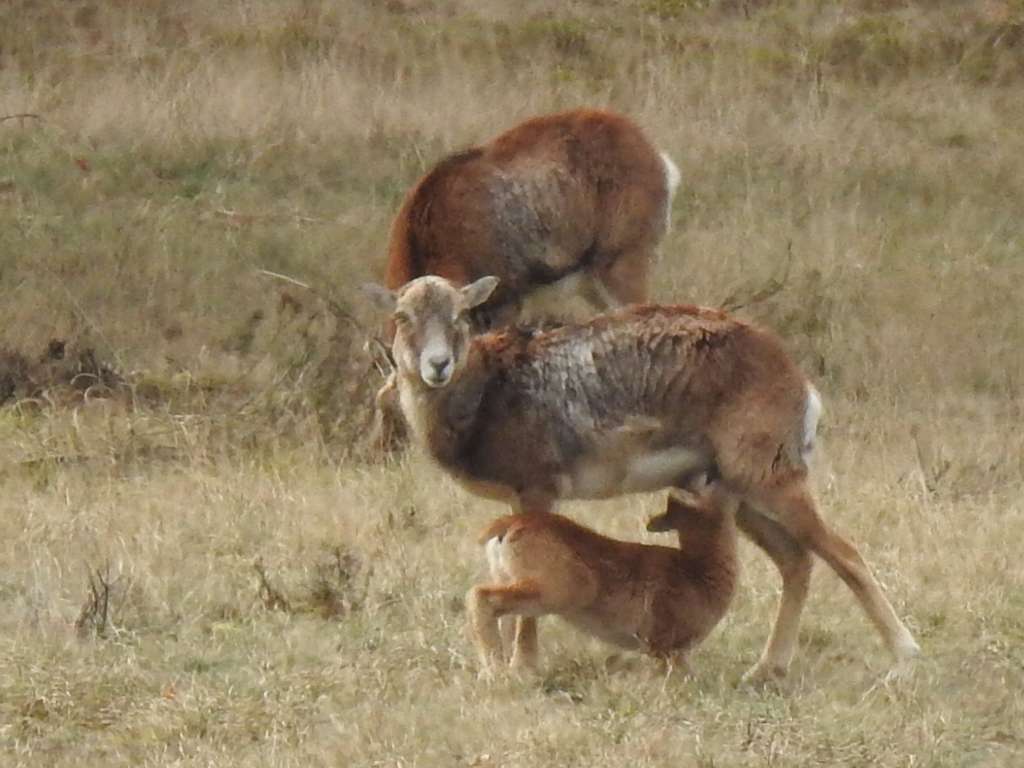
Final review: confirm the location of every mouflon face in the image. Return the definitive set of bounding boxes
[365,276,498,389]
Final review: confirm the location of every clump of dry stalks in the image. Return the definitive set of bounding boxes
[0,339,128,409]
[253,547,370,619]
[250,268,394,455]
[74,562,128,639]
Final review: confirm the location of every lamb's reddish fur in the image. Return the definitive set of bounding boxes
[467,489,738,675]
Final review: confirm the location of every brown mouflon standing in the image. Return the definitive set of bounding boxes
[384,108,680,330]
[467,485,738,677]
[372,108,680,450]
[363,275,921,682]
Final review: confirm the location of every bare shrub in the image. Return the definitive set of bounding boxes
[0,339,128,408]
[307,546,369,620]
[253,558,291,613]
[243,270,388,454]
[74,563,127,639]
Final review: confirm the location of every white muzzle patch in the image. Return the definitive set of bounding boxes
[418,321,454,387]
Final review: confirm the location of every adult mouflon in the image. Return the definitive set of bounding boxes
[365,275,920,682]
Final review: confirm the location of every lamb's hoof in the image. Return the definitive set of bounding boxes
[508,658,539,679]
[740,661,787,688]
[476,657,506,684]
[476,667,498,684]
[603,653,637,674]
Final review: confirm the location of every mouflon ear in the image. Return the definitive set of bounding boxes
[645,511,673,533]
[460,276,499,310]
[361,283,398,313]
[647,491,703,533]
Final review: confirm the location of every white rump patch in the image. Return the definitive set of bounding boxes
[659,151,682,233]
[660,151,682,197]
[802,384,823,460]
[485,535,511,582]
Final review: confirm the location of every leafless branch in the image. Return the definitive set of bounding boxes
[255,268,367,333]
[0,113,42,124]
[214,208,326,226]
[722,241,793,312]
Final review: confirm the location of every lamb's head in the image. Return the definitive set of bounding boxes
[646,485,729,534]
[364,276,499,388]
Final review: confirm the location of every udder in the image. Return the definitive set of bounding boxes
[560,445,710,500]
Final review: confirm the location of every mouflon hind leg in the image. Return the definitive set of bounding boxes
[749,479,920,677]
[735,502,814,682]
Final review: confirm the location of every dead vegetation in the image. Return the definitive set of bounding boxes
[253,548,370,620]
[245,269,390,449]
[252,558,291,613]
[0,278,389,459]
[307,546,369,620]
[74,563,125,639]
[0,339,127,408]
[3,0,1022,452]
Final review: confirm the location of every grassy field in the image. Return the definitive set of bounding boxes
[2,1,1024,765]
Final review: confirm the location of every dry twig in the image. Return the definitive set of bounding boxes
[911,424,951,495]
[255,268,369,335]
[214,208,326,226]
[721,241,793,312]
[0,113,42,124]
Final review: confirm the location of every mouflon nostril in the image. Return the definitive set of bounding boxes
[428,355,451,376]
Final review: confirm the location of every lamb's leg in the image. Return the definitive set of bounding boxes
[498,617,517,659]
[510,617,539,672]
[485,532,518,661]
[504,494,556,671]
[466,580,545,680]
[368,374,406,454]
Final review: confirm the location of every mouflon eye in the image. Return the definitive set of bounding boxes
[393,310,411,325]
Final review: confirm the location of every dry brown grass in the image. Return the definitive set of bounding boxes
[1,0,1023,765]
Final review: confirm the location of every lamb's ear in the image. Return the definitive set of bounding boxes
[461,276,499,310]
[645,511,673,533]
[362,283,397,314]
[647,493,695,533]
[666,487,722,521]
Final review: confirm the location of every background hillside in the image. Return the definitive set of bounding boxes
[1,1,1022,766]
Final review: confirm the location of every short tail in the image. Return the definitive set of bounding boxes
[660,151,682,197]
[801,384,823,462]
[478,515,520,546]
[659,151,682,232]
